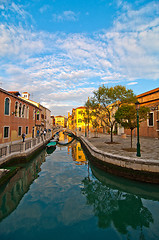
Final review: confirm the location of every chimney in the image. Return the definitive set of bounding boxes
[22,92,30,100]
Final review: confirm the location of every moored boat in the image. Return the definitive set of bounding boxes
[46,141,56,148]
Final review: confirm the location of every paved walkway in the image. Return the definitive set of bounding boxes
[84,133,159,160]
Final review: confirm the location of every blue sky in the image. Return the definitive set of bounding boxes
[0,0,159,116]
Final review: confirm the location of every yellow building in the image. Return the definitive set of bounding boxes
[55,115,67,128]
[68,106,95,134]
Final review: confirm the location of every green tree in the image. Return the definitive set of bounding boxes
[87,85,136,142]
[115,104,150,148]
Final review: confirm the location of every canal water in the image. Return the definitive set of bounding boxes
[0,133,159,240]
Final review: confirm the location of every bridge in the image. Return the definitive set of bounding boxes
[52,127,77,145]
[52,127,77,138]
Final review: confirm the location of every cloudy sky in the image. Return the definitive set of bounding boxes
[0,0,159,116]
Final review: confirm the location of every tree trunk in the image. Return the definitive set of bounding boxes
[110,126,113,143]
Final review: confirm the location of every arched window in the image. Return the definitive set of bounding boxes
[19,103,22,117]
[22,105,25,118]
[15,102,19,117]
[26,106,29,119]
[4,98,10,115]
[33,109,36,120]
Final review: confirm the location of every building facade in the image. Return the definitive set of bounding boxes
[0,88,41,145]
[137,87,159,138]
[55,116,67,128]
[68,106,95,134]
[20,92,52,133]
[124,87,159,138]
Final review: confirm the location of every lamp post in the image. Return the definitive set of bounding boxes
[135,101,141,157]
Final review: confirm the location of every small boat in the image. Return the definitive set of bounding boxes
[68,133,74,137]
[47,146,56,154]
[46,141,56,148]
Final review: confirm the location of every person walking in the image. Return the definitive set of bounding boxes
[22,133,26,142]
[43,130,46,139]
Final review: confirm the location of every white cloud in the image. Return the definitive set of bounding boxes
[0,4,4,10]
[53,11,79,22]
[0,1,159,115]
[39,5,50,14]
[0,25,44,58]
[127,82,138,85]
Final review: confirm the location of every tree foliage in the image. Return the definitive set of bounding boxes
[115,104,150,148]
[87,85,136,142]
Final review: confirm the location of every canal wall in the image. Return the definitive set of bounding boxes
[0,133,52,167]
[79,136,159,184]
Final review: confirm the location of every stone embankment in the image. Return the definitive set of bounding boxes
[79,134,159,184]
[0,133,52,182]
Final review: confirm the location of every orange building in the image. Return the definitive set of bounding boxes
[0,88,41,145]
[124,87,159,138]
[137,87,159,138]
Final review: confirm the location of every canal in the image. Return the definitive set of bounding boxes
[0,133,159,240]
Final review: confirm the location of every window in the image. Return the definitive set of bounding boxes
[4,127,9,138]
[37,110,40,120]
[148,112,154,126]
[4,98,10,115]
[78,119,82,123]
[33,109,35,120]
[26,126,28,135]
[26,106,29,119]
[19,103,22,117]
[18,127,22,136]
[15,102,19,117]
[22,105,25,118]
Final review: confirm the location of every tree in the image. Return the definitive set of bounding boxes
[115,104,150,148]
[87,85,136,143]
[92,118,99,137]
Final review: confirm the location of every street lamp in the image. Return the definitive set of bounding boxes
[135,101,141,157]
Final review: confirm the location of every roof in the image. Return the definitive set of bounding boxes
[8,91,21,96]
[55,115,64,118]
[76,106,86,110]
[137,87,159,98]
[0,88,41,109]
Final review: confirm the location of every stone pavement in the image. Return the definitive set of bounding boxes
[85,133,159,160]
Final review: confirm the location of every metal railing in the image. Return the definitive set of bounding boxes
[0,133,52,160]
[0,146,7,158]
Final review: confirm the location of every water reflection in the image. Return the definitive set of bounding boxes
[81,164,159,239]
[71,141,87,165]
[57,132,87,165]
[0,139,159,240]
[0,150,46,222]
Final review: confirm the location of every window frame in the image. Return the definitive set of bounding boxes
[4,126,10,138]
[18,126,22,136]
[26,126,29,135]
[4,97,10,116]
[148,112,154,127]
[15,101,19,117]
